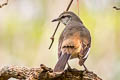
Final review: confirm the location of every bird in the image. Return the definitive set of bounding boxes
[52,11,91,72]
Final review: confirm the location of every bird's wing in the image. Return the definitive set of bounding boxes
[81,41,90,59]
[58,32,64,59]
[79,41,90,66]
[79,27,91,65]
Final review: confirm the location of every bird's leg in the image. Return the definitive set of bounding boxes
[67,62,72,70]
[79,59,89,72]
[83,64,89,72]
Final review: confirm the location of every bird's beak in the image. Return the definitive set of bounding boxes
[52,17,61,22]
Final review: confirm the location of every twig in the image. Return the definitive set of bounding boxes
[49,0,74,49]
[66,0,74,11]
[0,64,102,80]
[0,0,8,8]
[49,22,60,49]
[77,0,79,15]
[113,6,120,10]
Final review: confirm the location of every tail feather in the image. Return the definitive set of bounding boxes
[54,53,71,72]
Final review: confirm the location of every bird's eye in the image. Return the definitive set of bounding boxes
[61,16,65,18]
[61,15,71,19]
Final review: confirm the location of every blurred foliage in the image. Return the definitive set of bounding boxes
[0,0,120,80]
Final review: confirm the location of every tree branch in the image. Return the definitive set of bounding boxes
[0,64,102,80]
[0,0,8,8]
[113,6,120,10]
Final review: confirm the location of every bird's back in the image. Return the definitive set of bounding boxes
[58,21,91,59]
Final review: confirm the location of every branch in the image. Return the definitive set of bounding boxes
[0,64,102,80]
[49,0,74,49]
[113,6,120,10]
[0,0,8,8]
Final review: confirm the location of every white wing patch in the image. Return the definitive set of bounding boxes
[83,48,90,59]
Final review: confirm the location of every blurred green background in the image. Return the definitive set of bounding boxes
[0,0,120,80]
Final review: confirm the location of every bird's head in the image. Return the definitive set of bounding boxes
[52,11,82,25]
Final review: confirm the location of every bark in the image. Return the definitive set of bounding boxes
[0,64,102,80]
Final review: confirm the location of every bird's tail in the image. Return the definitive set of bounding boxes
[53,53,71,72]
